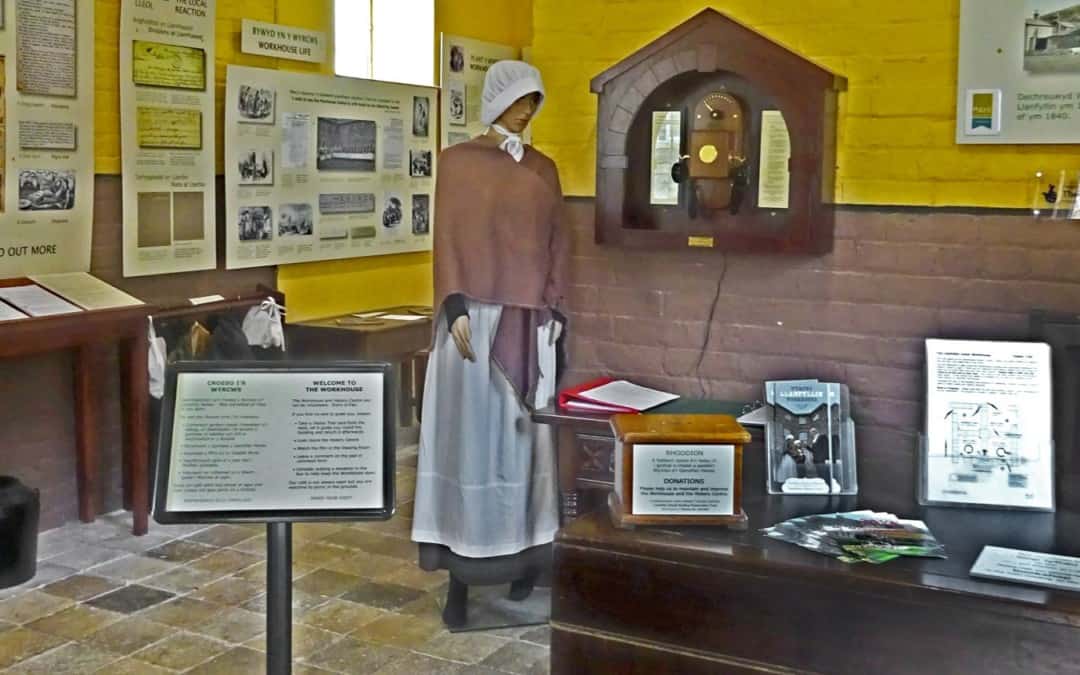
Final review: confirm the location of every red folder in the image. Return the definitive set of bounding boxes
[558,377,638,414]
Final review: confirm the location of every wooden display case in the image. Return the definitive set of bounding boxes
[609,413,751,530]
[590,8,845,254]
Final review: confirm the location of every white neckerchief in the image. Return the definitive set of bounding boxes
[491,124,524,162]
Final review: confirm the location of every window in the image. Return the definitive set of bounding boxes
[335,0,434,86]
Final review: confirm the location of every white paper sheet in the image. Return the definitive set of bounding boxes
[189,295,226,306]
[578,380,679,412]
[0,301,28,321]
[381,314,427,322]
[0,284,81,316]
[736,405,768,427]
[924,339,1053,509]
[29,273,143,310]
[971,546,1080,593]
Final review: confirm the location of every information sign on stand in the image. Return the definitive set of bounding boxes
[153,361,396,675]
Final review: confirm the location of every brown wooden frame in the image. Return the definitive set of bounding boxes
[590,8,845,254]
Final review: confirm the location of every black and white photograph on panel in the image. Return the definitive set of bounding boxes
[449,44,465,73]
[317,118,377,171]
[409,149,433,177]
[238,205,273,241]
[382,193,403,228]
[412,96,430,137]
[238,149,274,185]
[278,203,314,237]
[449,81,466,126]
[19,170,75,211]
[237,84,276,124]
[412,194,430,235]
[1024,1,1080,73]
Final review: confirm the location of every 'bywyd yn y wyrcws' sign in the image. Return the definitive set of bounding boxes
[241,20,326,64]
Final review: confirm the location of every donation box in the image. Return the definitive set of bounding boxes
[609,414,751,530]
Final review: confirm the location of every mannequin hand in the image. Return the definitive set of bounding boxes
[549,320,563,345]
[450,315,475,362]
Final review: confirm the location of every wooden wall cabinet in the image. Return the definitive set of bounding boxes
[590,9,845,254]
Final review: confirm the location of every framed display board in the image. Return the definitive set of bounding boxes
[224,65,437,269]
[957,0,1080,144]
[920,339,1054,511]
[153,361,395,524]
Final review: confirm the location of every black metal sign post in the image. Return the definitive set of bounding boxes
[266,522,292,675]
[152,362,397,675]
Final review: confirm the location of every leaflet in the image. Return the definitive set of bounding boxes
[0,284,81,316]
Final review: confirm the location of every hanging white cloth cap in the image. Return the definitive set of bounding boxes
[481,60,546,126]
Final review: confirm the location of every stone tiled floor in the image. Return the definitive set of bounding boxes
[0,447,551,674]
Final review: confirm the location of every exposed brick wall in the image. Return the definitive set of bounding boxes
[562,200,1077,509]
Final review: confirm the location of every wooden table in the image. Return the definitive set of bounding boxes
[552,443,1080,674]
[533,400,761,520]
[1,304,152,535]
[287,307,432,427]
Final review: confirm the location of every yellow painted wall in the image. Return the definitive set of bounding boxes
[529,0,1074,207]
[277,0,530,322]
[95,1,331,175]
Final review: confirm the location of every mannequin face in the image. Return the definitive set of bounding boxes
[495,92,541,134]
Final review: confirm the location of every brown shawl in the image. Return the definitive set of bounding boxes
[433,137,568,405]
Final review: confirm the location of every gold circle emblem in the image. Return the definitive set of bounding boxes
[698,144,719,164]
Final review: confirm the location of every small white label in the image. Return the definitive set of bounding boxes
[971,546,1080,592]
[241,19,327,64]
[632,444,734,516]
[189,294,226,306]
[964,88,1002,136]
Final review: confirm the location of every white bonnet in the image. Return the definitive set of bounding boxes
[481,60,546,126]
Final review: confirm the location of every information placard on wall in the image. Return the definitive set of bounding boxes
[957,0,1080,144]
[120,0,217,277]
[439,34,518,149]
[154,362,395,523]
[224,66,436,269]
[0,0,95,278]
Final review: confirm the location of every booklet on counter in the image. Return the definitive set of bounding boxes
[559,377,679,413]
[0,284,82,317]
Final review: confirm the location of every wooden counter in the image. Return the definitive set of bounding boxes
[552,457,1080,674]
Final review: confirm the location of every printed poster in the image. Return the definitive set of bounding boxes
[224,65,437,269]
[958,0,1080,143]
[0,0,95,278]
[439,34,518,149]
[120,0,216,277]
[923,339,1054,510]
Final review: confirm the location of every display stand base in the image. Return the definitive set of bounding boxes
[608,492,749,531]
[445,584,551,633]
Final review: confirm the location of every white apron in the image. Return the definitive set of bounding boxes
[411,300,559,558]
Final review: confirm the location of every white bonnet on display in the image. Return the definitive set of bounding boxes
[480,60,546,125]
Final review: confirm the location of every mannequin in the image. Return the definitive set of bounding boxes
[411,61,568,628]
